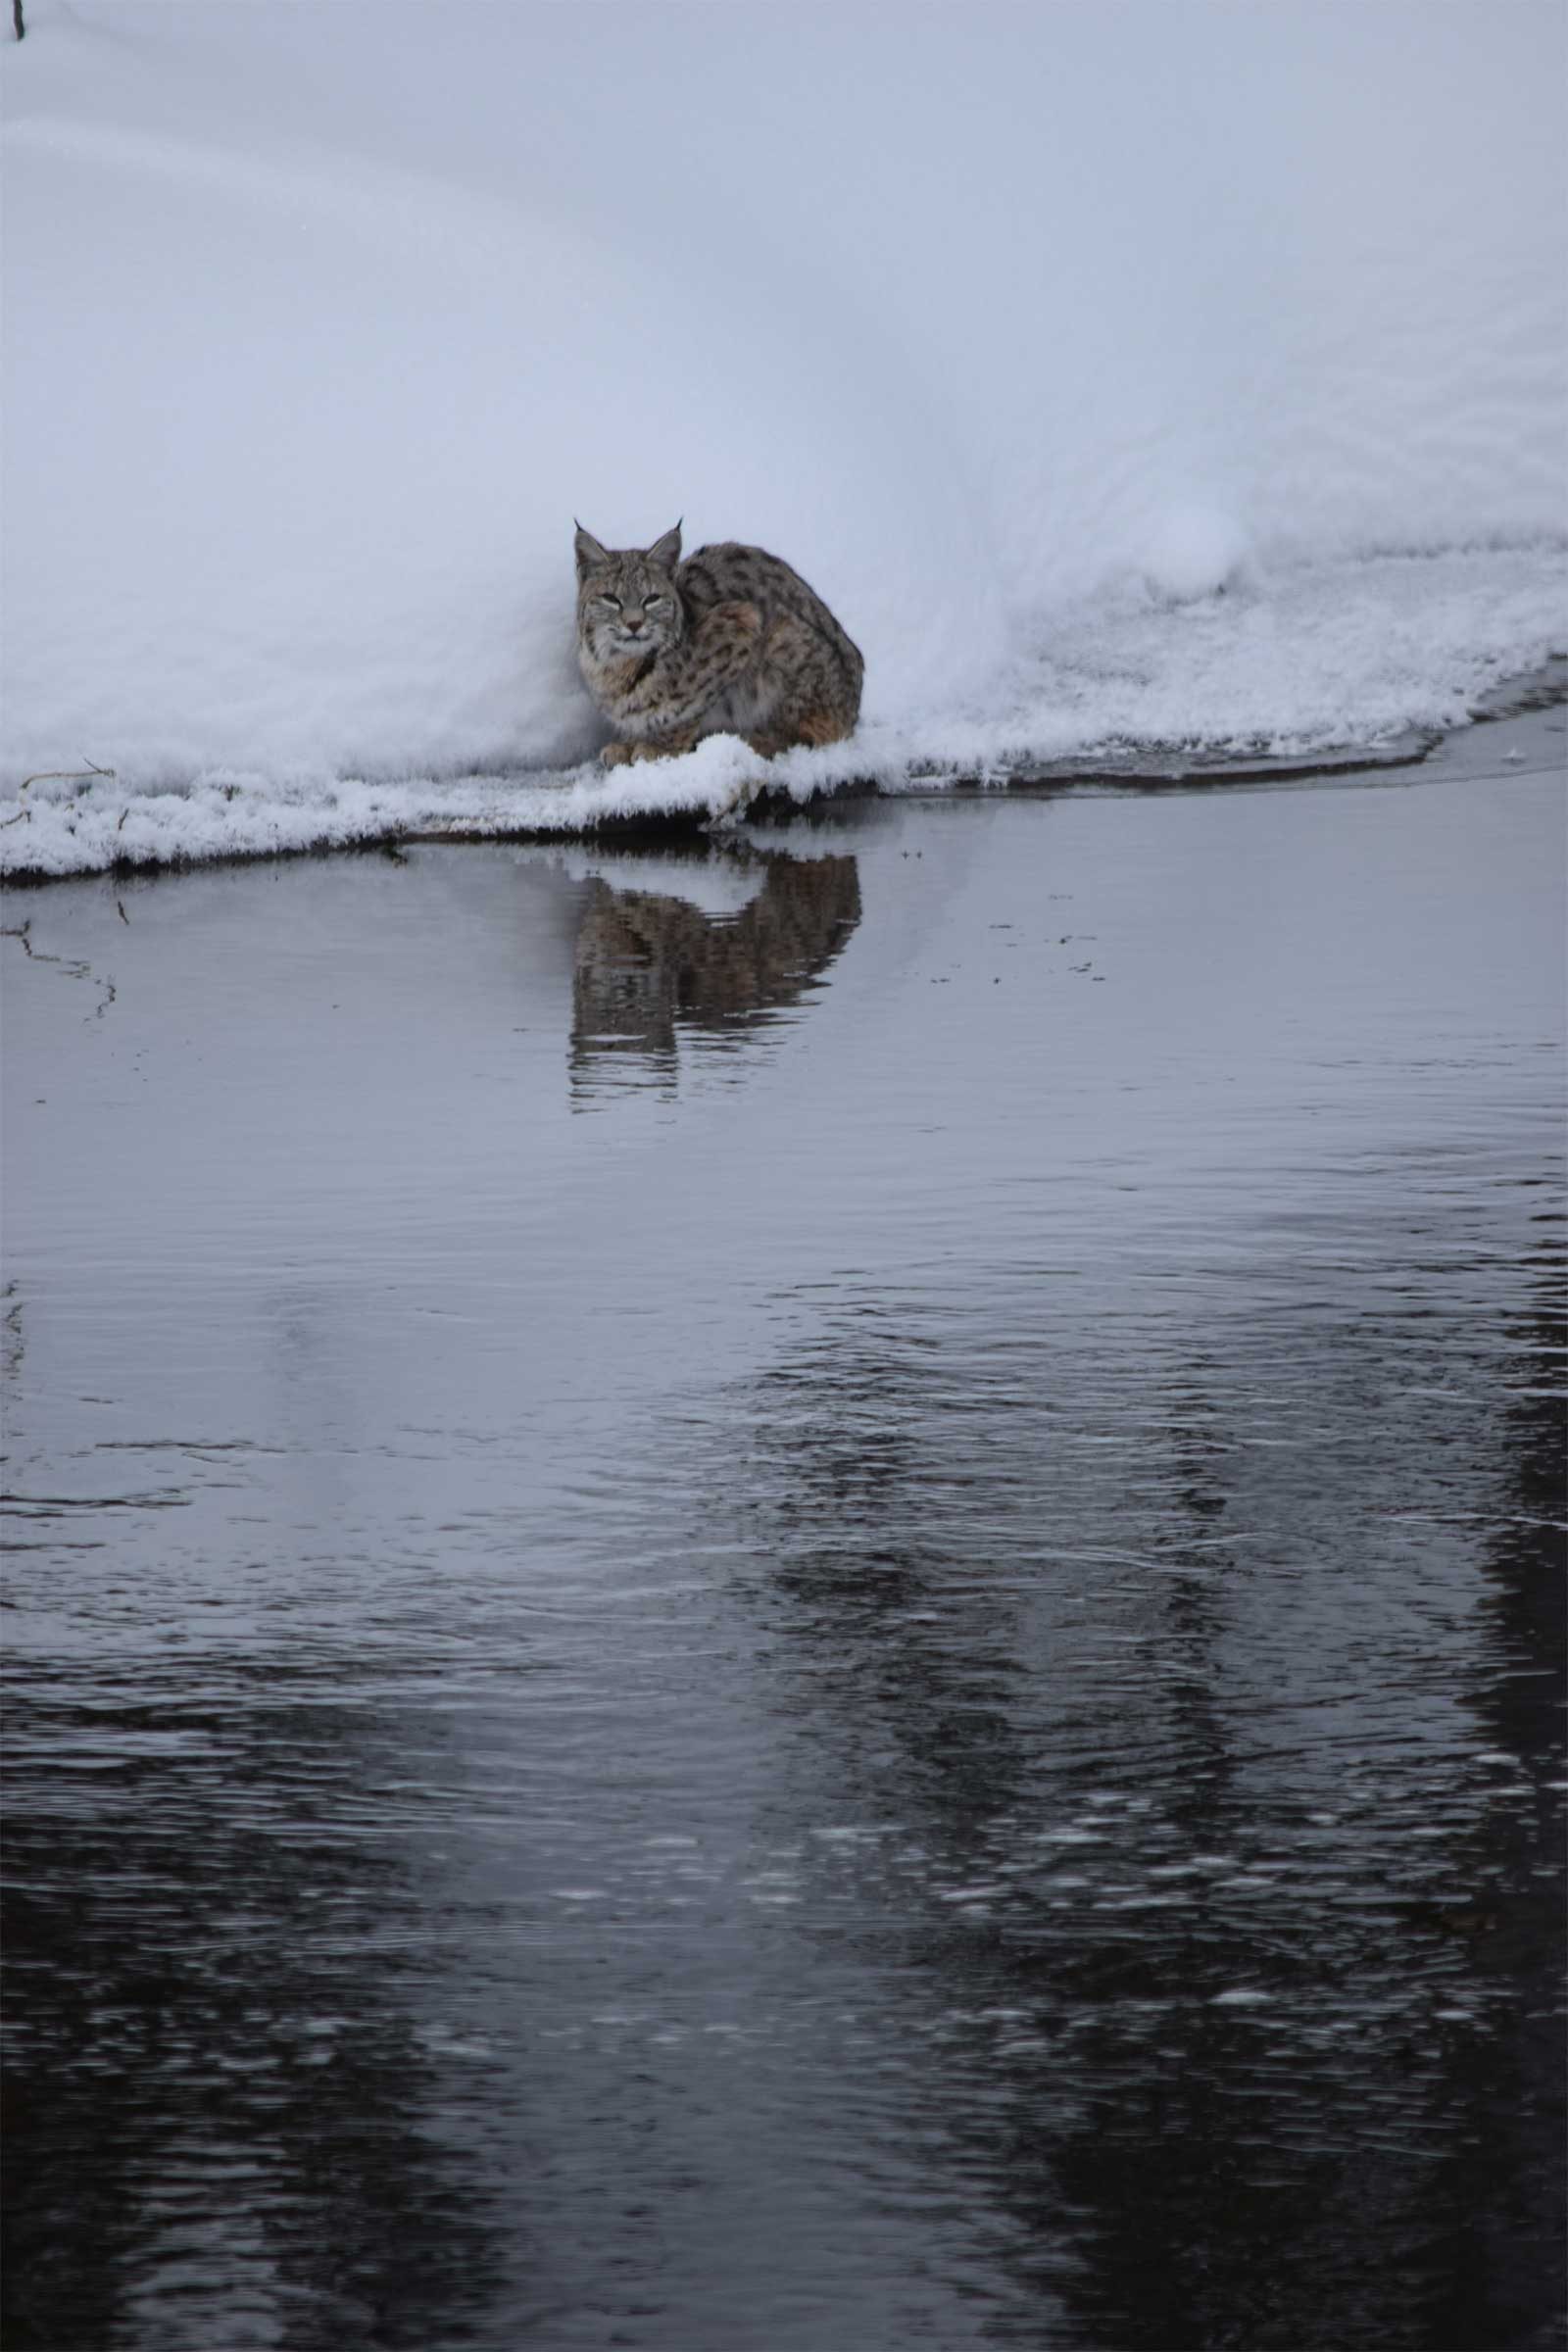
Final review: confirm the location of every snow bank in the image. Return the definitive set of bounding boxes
[7,551,1564,881]
[3,1,1564,877]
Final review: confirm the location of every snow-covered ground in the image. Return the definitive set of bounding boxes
[3,1,1564,877]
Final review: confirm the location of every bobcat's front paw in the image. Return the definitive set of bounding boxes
[602,731,701,768]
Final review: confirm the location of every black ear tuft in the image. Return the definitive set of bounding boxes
[646,521,683,575]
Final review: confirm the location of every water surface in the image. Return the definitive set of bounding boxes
[4,715,1564,2350]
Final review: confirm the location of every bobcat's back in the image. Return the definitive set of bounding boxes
[678,543,864,717]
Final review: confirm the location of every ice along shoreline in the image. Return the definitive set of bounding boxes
[1,655,1561,892]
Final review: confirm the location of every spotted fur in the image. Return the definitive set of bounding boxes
[572,852,861,1069]
[574,522,863,766]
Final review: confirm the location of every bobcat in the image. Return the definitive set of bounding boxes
[572,852,862,1073]
[574,522,863,768]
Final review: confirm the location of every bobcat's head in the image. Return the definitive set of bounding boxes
[574,522,685,662]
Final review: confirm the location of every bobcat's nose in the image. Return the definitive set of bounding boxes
[622,620,645,637]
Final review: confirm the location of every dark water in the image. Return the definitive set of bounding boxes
[4,715,1564,2351]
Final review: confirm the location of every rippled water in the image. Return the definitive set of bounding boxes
[3,713,1564,2351]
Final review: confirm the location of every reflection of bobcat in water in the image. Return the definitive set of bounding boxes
[574,523,863,768]
[572,853,861,1074]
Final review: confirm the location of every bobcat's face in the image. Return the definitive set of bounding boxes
[574,524,685,663]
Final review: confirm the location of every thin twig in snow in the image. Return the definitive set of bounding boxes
[19,760,119,795]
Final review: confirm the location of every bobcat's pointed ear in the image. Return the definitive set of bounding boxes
[574,523,610,578]
[646,521,683,575]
